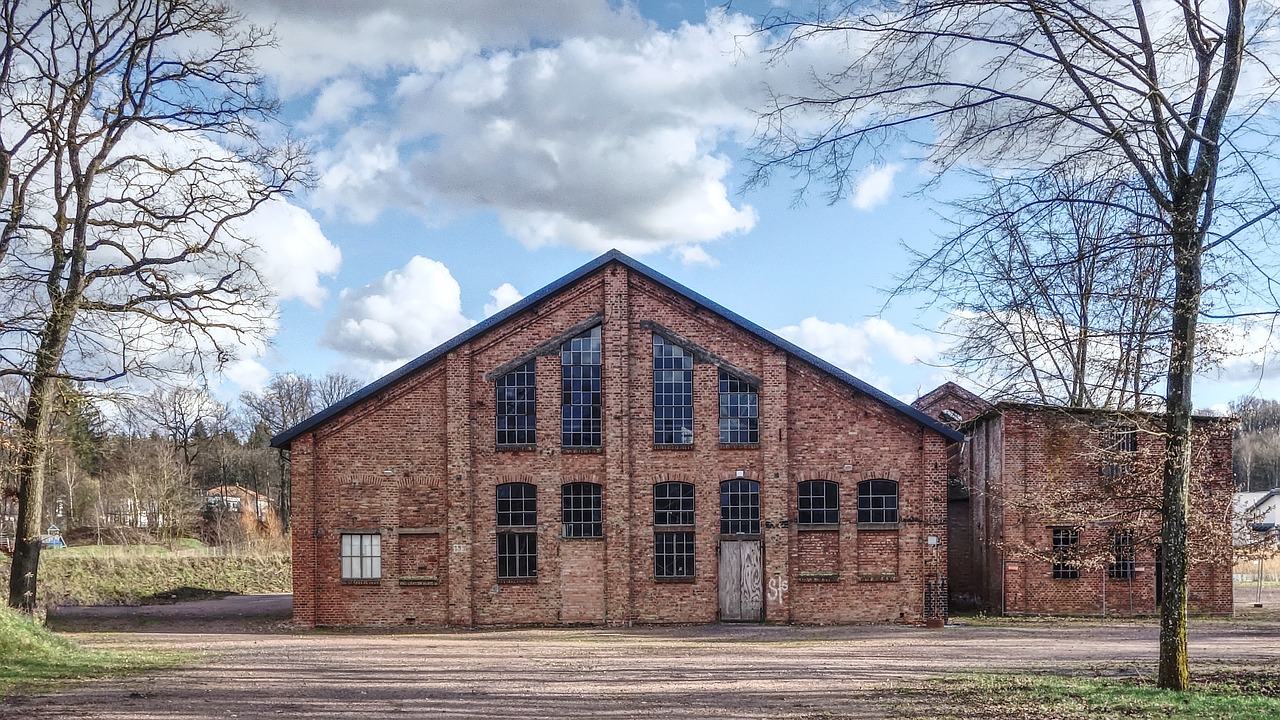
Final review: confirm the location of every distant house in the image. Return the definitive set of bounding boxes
[915,385,1235,617]
[203,485,283,541]
[1235,489,1280,532]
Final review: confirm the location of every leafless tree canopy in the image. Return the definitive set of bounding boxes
[751,0,1279,689]
[1,0,307,610]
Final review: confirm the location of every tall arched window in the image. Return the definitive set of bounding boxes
[497,482,537,579]
[856,479,898,524]
[654,482,695,578]
[720,479,760,535]
[797,480,839,525]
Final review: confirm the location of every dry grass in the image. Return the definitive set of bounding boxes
[1232,553,1280,583]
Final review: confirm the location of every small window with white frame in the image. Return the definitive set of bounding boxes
[340,532,382,580]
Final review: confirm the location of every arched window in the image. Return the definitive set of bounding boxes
[856,479,898,525]
[561,482,602,538]
[720,479,760,535]
[653,482,695,578]
[797,480,839,525]
[497,482,537,579]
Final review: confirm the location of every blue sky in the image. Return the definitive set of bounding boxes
[218,0,1276,412]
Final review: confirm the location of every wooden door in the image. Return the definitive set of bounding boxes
[719,539,763,621]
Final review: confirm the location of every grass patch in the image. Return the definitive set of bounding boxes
[1,548,291,606]
[894,670,1280,719]
[0,606,185,696]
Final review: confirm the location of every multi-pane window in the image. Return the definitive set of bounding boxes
[1100,425,1138,478]
[1052,527,1081,579]
[654,482,694,579]
[340,533,381,580]
[857,480,899,524]
[720,479,760,535]
[654,531,695,578]
[497,482,537,579]
[562,482,603,538]
[654,482,695,526]
[496,360,536,446]
[719,371,759,444]
[798,480,840,525]
[1109,529,1136,579]
[653,335,693,445]
[561,326,602,448]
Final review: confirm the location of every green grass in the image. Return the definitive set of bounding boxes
[0,606,185,696]
[895,670,1280,719]
[1,546,291,606]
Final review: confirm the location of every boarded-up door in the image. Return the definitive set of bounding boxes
[719,539,763,621]
[560,542,605,623]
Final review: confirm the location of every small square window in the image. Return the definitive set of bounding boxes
[340,533,381,580]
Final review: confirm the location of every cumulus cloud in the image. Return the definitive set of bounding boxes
[851,164,902,210]
[239,199,342,307]
[483,283,523,317]
[257,4,776,257]
[322,256,473,365]
[776,316,938,378]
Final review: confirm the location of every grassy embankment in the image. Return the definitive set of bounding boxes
[899,671,1280,719]
[0,606,186,695]
[1,539,291,606]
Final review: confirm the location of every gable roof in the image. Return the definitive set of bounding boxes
[912,382,993,423]
[271,250,964,447]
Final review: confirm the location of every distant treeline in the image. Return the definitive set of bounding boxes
[1233,397,1280,491]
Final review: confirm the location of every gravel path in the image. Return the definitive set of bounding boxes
[13,592,1280,719]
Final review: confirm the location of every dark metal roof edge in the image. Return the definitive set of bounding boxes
[272,249,963,447]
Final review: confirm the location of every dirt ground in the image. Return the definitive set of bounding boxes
[13,590,1280,720]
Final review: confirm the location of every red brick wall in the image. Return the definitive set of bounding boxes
[958,405,1235,617]
[289,262,953,627]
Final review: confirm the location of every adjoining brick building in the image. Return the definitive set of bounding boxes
[917,392,1235,617]
[273,251,962,628]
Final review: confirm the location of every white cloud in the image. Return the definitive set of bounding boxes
[675,245,718,267]
[483,283,523,317]
[321,256,473,365]
[851,164,902,210]
[239,199,342,307]
[776,316,938,378]
[303,78,375,130]
[222,357,271,394]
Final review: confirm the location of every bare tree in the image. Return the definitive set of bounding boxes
[2,1,307,610]
[313,372,362,409]
[128,385,227,467]
[752,0,1279,688]
[239,372,333,527]
[910,168,1176,409]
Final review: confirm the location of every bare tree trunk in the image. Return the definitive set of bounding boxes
[7,305,76,609]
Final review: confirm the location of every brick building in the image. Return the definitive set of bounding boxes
[933,398,1235,617]
[273,251,961,627]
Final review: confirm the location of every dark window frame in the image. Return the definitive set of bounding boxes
[653,482,695,527]
[1052,527,1081,580]
[496,359,537,447]
[798,480,840,526]
[1108,528,1136,580]
[561,326,602,448]
[720,478,761,535]
[1099,424,1138,478]
[497,482,537,580]
[718,370,759,445]
[561,482,603,538]
[654,530,695,579]
[856,479,899,525]
[653,335,694,446]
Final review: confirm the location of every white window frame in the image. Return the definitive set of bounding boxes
[341,532,382,580]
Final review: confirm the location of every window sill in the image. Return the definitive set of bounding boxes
[561,446,603,454]
[497,576,539,584]
[797,523,840,532]
[856,573,898,583]
[398,576,440,586]
[561,534,604,541]
[857,522,900,531]
[653,443,694,451]
[654,576,696,583]
[496,444,536,452]
[798,572,841,583]
[340,579,381,586]
[718,442,759,450]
